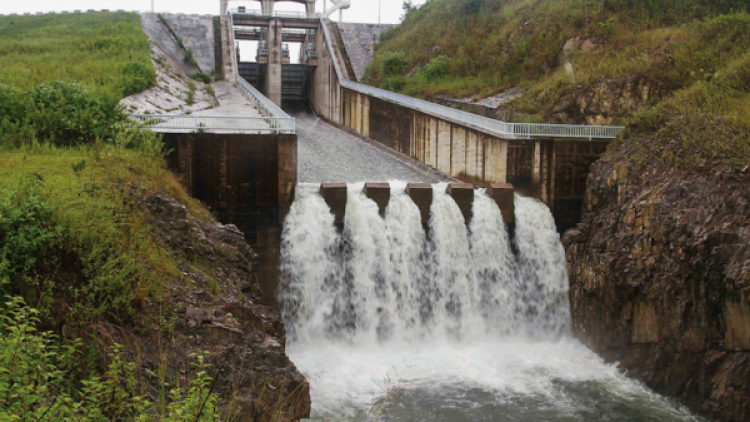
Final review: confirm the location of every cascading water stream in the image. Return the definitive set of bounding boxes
[281,182,702,421]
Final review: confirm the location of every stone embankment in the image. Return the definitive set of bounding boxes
[336,22,394,82]
[564,146,750,421]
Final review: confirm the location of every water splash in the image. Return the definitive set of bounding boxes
[281,182,700,421]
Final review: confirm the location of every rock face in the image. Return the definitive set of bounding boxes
[131,193,310,421]
[564,149,750,421]
[551,75,674,125]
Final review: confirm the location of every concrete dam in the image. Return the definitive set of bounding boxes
[130,2,703,420]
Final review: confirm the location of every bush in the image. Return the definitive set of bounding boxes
[121,61,156,96]
[192,72,213,84]
[0,296,220,422]
[27,81,125,146]
[420,55,452,81]
[381,51,409,77]
[0,83,28,125]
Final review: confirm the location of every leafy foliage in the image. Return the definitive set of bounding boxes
[419,55,452,82]
[192,72,213,84]
[121,61,157,96]
[0,296,219,421]
[0,81,126,148]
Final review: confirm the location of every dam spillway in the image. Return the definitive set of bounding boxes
[280,182,703,421]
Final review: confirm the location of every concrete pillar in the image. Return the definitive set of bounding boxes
[261,0,274,14]
[437,120,451,175]
[532,139,542,197]
[362,95,370,138]
[305,1,316,16]
[451,127,466,178]
[320,183,347,226]
[220,0,229,15]
[264,19,283,106]
[363,183,390,217]
[446,183,474,222]
[487,183,514,225]
[406,183,432,226]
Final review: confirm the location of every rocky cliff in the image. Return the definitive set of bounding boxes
[129,192,310,421]
[564,148,750,421]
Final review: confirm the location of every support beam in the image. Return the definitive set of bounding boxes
[406,183,432,226]
[363,183,390,217]
[264,19,283,106]
[446,183,474,222]
[487,183,515,225]
[320,183,347,226]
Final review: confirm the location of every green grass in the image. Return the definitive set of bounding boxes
[0,12,154,98]
[364,0,750,169]
[0,145,206,328]
[366,0,750,103]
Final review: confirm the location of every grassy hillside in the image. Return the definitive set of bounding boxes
[0,12,155,98]
[364,0,750,168]
[367,0,748,98]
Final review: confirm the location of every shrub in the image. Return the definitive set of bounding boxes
[121,61,156,96]
[192,72,213,84]
[26,81,125,146]
[0,296,220,421]
[381,51,409,77]
[420,55,452,81]
[0,82,28,125]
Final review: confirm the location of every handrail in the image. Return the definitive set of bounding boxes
[129,114,295,134]
[236,77,296,133]
[230,9,322,20]
[318,17,623,140]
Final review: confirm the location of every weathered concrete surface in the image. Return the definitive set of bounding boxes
[122,15,218,114]
[487,183,514,225]
[264,19,283,106]
[163,132,297,307]
[294,110,446,183]
[319,183,347,226]
[363,183,390,217]
[336,22,394,82]
[565,148,750,421]
[446,183,474,222]
[161,13,216,75]
[406,183,433,226]
[190,81,265,118]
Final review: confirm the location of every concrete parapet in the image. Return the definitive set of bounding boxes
[320,183,347,226]
[406,183,433,226]
[446,183,474,222]
[363,183,390,217]
[487,183,515,225]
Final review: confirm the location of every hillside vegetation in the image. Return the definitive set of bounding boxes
[364,0,750,168]
[0,12,155,98]
[0,13,309,422]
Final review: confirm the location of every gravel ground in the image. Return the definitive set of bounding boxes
[294,111,445,184]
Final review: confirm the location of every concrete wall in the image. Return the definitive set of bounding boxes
[309,21,610,231]
[163,132,297,306]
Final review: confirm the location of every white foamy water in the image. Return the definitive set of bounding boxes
[281,183,701,421]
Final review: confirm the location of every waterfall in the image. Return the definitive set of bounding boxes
[281,182,570,344]
[281,182,701,421]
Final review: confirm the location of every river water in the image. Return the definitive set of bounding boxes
[280,182,702,421]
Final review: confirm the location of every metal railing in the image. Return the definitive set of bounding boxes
[129,114,293,134]
[230,9,322,20]
[236,76,296,133]
[318,17,623,140]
